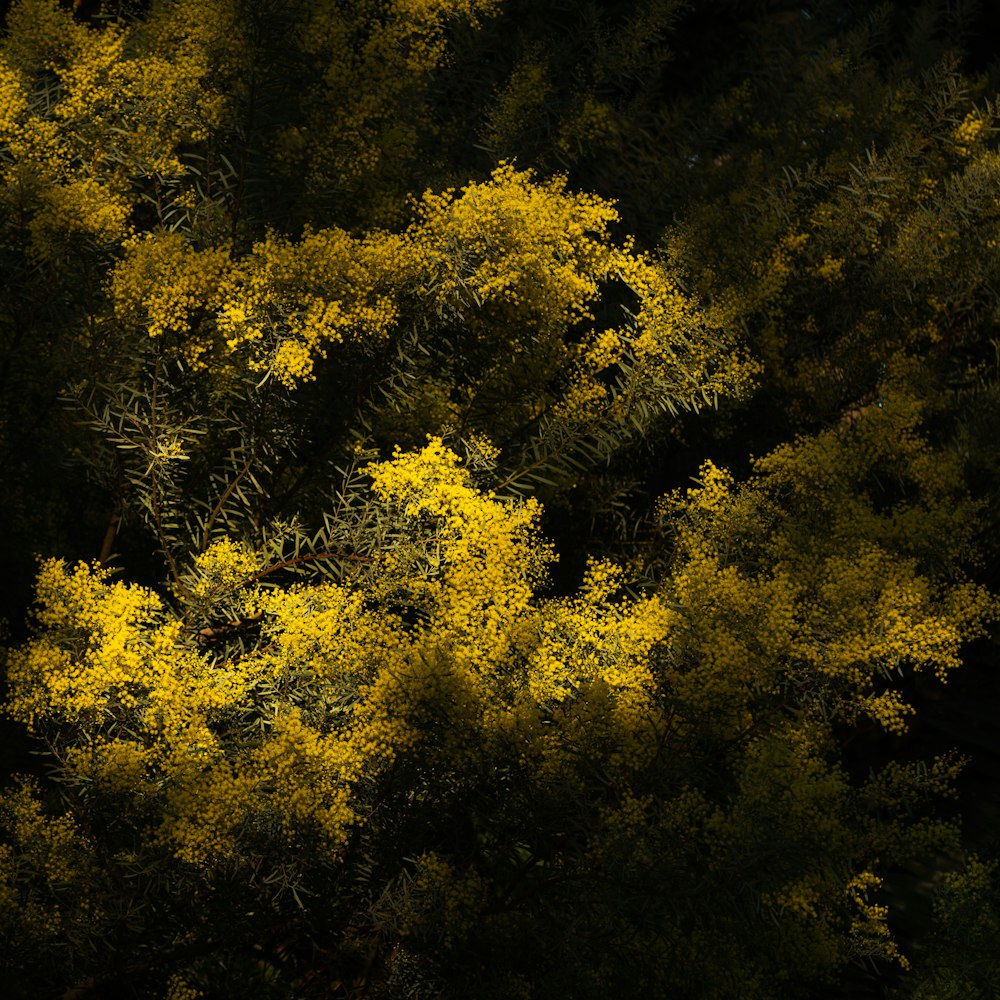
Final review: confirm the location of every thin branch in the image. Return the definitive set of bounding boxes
[148,356,184,590]
[200,449,257,553]
[242,549,376,585]
[97,506,121,566]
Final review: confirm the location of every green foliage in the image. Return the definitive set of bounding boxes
[890,856,1000,1000]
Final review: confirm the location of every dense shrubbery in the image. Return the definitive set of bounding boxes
[1,2,999,997]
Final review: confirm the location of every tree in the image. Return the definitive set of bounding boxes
[1,1,999,998]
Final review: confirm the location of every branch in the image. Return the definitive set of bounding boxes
[200,448,257,553]
[97,505,121,566]
[243,549,376,585]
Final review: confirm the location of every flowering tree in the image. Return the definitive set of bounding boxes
[1,2,999,998]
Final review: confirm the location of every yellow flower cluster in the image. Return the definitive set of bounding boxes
[279,0,499,220]
[846,870,910,968]
[0,60,28,142]
[255,713,357,838]
[2,0,74,71]
[516,574,674,773]
[754,229,810,303]
[7,558,165,728]
[365,436,551,667]
[213,163,753,442]
[0,779,91,946]
[1,404,990,994]
[953,109,988,157]
[165,974,204,1000]
[555,96,618,156]
[0,778,85,886]
[615,251,759,413]
[814,255,844,282]
[658,392,997,736]
[156,758,257,865]
[65,739,153,794]
[485,53,553,152]
[0,442,583,866]
[220,164,610,383]
[1,0,230,261]
[5,558,260,870]
[189,537,263,599]
[29,176,131,249]
[413,163,618,328]
[254,579,398,687]
[772,878,822,920]
[402,850,486,945]
[218,227,405,386]
[111,232,233,365]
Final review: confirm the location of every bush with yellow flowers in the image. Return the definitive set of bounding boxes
[2,411,993,996]
[3,2,1000,999]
